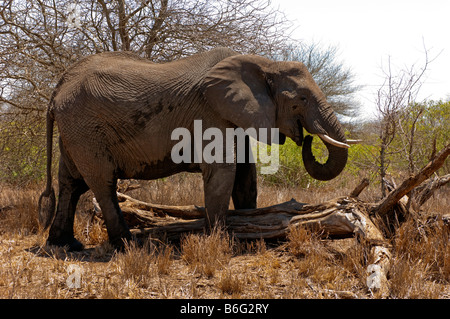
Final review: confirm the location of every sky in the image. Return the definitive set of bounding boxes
[273,0,450,120]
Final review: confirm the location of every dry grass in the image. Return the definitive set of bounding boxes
[0,175,448,299]
[388,218,450,298]
[180,227,233,278]
[0,185,40,234]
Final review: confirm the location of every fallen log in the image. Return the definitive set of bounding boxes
[124,196,385,242]
[119,194,391,297]
[117,192,205,220]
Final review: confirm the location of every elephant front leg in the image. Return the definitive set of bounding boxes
[202,163,236,230]
[232,161,257,209]
[232,135,257,209]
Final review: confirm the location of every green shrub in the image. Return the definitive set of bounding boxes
[259,132,328,188]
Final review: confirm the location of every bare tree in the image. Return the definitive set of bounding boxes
[276,41,360,118]
[375,50,431,197]
[0,0,292,183]
[89,0,292,60]
[0,0,291,109]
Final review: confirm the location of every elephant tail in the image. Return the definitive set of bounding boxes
[38,109,56,230]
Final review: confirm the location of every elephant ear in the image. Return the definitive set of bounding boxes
[203,55,276,135]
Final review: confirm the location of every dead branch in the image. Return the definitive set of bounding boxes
[94,181,398,295]
[414,173,450,207]
[118,194,384,243]
[117,192,205,219]
[350,178,370,197]
[371,143,450,216]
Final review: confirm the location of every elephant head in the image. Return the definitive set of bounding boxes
[203,54,349,181]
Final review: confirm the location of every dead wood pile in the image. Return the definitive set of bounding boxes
[94,143,449,297]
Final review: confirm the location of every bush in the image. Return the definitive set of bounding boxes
[259,134,328,188]
[259,130,374,188]
[0,118,49,185]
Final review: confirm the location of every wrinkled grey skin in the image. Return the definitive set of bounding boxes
[39,48,348,251]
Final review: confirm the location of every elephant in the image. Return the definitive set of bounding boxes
[38,47,351,251]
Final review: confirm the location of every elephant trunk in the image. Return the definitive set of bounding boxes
[301,107,348,181]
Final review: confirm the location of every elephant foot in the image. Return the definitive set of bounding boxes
[47,236,84,252]
[108,231,134,251]
[204,216,227,234]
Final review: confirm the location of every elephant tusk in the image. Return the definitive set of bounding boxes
[346,139,363,144]
[318,134,350,149]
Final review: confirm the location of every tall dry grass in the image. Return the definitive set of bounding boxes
[389,217,449,298]
[0,184,41,235]
[0,173,448,298]
[180,227,233,278]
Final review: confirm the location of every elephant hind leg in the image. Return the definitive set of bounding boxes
[88,179,132,249]
[80,159,132,249]
[47,158,89,251]
[57,137,132,249]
